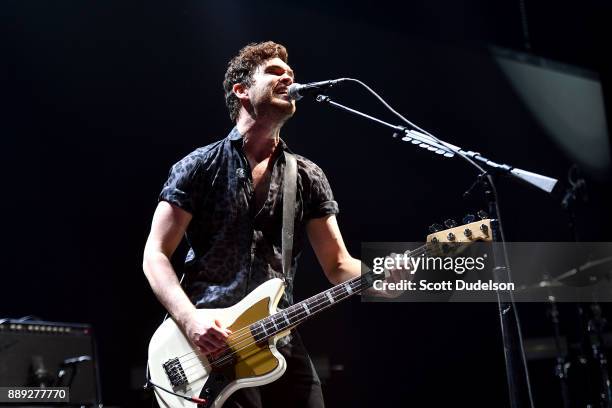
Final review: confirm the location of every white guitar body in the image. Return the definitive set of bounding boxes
[148,278,290,408]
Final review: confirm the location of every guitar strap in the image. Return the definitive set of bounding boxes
[282,151,297,277]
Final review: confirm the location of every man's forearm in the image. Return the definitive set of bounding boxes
[143,251,196,327]
[329,256,364,285]
[335,257,390,297]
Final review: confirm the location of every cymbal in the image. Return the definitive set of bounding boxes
[517,279,564,291]
[515,279,565,301]
[555,256,612,286]
[515,257,612,302]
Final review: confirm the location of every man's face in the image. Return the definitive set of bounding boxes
[246,57,296,121]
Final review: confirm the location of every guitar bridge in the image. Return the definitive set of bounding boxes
[162,357,187,388]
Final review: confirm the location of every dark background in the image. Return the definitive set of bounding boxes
[2,0,612,406]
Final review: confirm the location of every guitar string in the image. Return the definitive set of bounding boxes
[178,245,428,372]
[173,274,360,365]
[174,270,365,364]
[174,244,426,365]
[202,236,487,372]
[181,244,432,380]
[179,275,366,375]
[177,244,426,368]
[180,272,374,381]
[177,245,428,375]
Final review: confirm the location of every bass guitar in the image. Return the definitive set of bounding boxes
[147,218,492,407]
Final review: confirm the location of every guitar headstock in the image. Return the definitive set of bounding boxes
[426,211,493,244]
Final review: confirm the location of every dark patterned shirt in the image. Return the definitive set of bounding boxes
[159,127,339,310]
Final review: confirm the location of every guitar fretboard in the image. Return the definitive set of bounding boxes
[250,271,378,343]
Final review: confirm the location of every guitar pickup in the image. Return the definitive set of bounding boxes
[162,357,188,388]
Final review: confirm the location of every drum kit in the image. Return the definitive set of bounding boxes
[518,252,612,407]
[515,165,612,407]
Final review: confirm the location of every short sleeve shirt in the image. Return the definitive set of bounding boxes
[159,127,339,309]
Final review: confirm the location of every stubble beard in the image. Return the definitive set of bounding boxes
[256,93,296,124]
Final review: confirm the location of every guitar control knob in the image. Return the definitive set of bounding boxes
[464,229,472,238]
[429,223,443,233]
[477,210,488,219]
[431,237,439,244]
[462,214,476,224]
[444,219,458,228]
[447,232,456,241]
[480,224,489,235]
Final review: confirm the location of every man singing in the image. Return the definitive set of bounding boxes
[143,41,363,407]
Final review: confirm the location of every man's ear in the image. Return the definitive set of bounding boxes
[233,83,248,101]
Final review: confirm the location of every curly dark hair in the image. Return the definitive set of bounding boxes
[223,41,289,122]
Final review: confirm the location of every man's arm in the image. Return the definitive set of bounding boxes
[306,215,362,284]
[307,215,411,297]
[143,201,230,353]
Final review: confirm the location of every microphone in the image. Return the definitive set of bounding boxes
[28,356,55,387]
[287,79,345,100]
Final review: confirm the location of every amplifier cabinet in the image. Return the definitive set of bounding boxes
[0,319,101,406]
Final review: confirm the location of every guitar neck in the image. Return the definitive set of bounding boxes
[248,218,493,343]
[250,271,378,342]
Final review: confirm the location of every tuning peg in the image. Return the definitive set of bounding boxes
[477,210,488,219]
[444,219,458,229]
[462,214,476,224]
[428,223,443,233]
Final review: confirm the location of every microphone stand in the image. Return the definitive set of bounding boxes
[561,167,612,407]
[314,93,559,408]
[549,295,571,408]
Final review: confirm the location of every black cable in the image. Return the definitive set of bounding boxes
[341,77,536,407]
[147,379,207,405]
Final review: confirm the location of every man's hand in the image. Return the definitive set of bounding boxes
[376,252,416,298]
[183,313,232,355]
